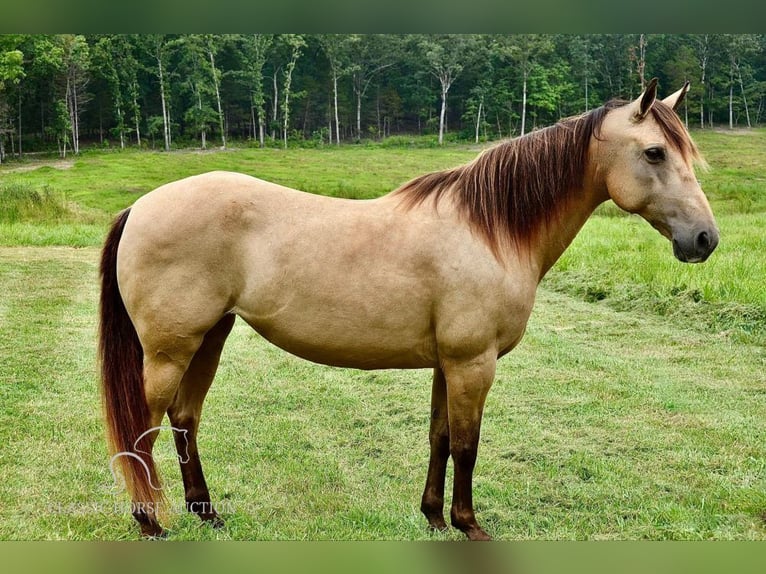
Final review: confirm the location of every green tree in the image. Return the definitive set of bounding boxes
[318,34,356,144]
[0,35,25,163]
[279,34,305,149]
[662,39,697,127]
[58,34,90,155]
[47,98,71,157]
[202,34,227,148]
[140,35,174,151]
[418,34,478,144]
[566,34,600,112]
[724,34,760,128]
[497,34,554,136]
[237,34,273,146]
[349,35,397,141]
[178,35,217,149]
[92,35,141,148]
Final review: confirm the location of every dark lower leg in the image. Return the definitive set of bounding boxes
[421,368,450,530]
[172,426,222,526]
[450,434,490,541]
[133,507,167,538]
[167,314,234,528]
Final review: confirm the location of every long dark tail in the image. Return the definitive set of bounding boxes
[99,208,165,515]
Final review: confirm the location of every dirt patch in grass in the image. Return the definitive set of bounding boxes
[0,160,75,174]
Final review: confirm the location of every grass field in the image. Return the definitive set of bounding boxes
[0,129,765,540]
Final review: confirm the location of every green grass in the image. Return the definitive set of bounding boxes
[0,247,764,540]
[0,182,68,224]
[0,129,764,540]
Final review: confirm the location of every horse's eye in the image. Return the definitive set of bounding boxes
[644,146,666,163]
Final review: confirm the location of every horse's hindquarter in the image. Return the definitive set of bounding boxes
[120,171,536,370]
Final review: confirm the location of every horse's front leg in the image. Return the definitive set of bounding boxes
[420,367,450,530]
[443,352,496,541]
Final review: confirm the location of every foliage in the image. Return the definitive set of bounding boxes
[1,34,765,156]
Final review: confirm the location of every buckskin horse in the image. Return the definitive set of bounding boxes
[99,79,718,540]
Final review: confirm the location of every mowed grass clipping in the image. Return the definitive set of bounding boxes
[0,247,764,540]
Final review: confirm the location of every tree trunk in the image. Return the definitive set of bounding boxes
[209,49,226,148]
[438,82,448,145]
[281,42,302,149]
[737,64,752,128]
[283,66,295,149]
[66,75,81,155]
[356,90,362,141]
[585,71,589,112]
[272,71,278,141]
[198,91,206,149]
[258,104,265,147]
[250,103,256,141]
[521,73,528,136]
[117,103,125,149]
[333,73,340,145]
[474,99,483,144]
[637,34,647,90]
[158,53,170,151]
[17,90,22,158]
[729,66,734,129]
[699,61,706,129]
[133,90,142,147]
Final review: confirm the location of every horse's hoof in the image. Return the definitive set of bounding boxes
[141,528,168,540]
[427,517,449,532]
[205,515,225,529]
[465,527,492,541]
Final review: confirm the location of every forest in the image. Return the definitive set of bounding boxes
[0,34,765,160]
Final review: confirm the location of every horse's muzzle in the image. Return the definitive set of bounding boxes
[672,228,719,263]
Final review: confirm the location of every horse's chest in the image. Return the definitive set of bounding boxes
[495,291,536,354]
[433,277,535,360]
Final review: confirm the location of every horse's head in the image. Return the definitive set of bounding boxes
[593,78,719,263]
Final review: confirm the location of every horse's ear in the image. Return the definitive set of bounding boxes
[632,77,658,122]
[662,80,690,112]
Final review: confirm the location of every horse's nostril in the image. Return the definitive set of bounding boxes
[696,231,710,251]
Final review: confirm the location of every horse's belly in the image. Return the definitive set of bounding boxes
[235,296,438,370]
[245,317,437,370]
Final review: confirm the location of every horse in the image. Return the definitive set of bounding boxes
[99,79,718,540]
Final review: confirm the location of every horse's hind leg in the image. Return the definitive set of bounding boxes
[135,342,203,537]
[167,314,236,527]
[420,367,450,531]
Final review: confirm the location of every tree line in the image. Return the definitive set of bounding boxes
[1,34,764,162]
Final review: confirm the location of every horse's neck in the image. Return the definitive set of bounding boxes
[529,183,608,282]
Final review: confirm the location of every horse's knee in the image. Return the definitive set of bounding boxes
[450,441,478,470]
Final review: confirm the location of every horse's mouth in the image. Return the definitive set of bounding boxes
[672,238,709,264]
